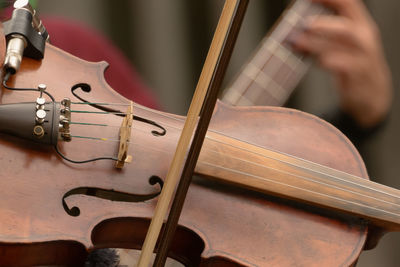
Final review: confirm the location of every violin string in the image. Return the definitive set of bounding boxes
[193,2,381,204]
[71,135,116,142]
[70,122,108,127]
[199,139,400,214]
[70,121,134,129]
[68,125,179,144]
[70,102,186,126]
[68,132,400,224]
[60,7,400,216]
[67,102,400,206]
[71,110,127,115]
[70,104,372,191]
[198,161,400,218]
[66,124,400,213]
[70,105,390,197]
[123,105,400,205]
[69,121,181,140]
[68,138,400,222]
[201,138,400,204]
[67,7,304,118]
[205,133,400,201]
[68,18,304,130]
[71,102,131,106]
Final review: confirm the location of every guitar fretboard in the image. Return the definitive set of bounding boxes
[222,0,326,106]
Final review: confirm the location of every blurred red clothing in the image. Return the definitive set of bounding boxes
[42,16,159,109]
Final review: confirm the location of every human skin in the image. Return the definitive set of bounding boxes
[291,0,393,128]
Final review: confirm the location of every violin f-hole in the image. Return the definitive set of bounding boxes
[71,83,167,136]
[62,175,163,217]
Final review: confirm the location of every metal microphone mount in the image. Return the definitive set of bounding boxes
[2,0,49,74]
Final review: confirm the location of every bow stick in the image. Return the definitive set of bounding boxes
[137,0,248,266]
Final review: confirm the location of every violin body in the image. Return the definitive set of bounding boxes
[0,44,369,266]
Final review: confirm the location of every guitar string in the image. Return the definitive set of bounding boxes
[241,6,319,105]
[226,0,315,106]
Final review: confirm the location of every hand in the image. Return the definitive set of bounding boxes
[291,0,392,128]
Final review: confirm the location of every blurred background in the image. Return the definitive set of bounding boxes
[7,0,400,266]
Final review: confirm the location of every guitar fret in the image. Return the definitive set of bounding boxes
[222,0,328,107]
[270,0,311,42]
[285,9,303,27]
[264,39,305,72]
[267,40,289,61]
[223,76,258,105]
[223,88,246,105]
[243,64,286,101]
[242,62,263,80]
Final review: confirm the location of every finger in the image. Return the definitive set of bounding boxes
[290,32,333,58]
[291,31,365,76]
[305,16,363,50]
[291,29,349,57]
[310,0,371,22]
[317,52,360,75]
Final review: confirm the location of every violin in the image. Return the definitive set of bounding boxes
[0,32,381,267]
[0,3,398,267]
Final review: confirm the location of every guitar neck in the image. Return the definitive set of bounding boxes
[222,0,326,106]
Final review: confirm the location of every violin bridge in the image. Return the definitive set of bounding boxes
[115,101,133,169]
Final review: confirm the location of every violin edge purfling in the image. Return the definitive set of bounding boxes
[0,5,391,264]
[0,43,369,266]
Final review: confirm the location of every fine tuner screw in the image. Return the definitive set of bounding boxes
[59,98,72,142]
[35,109,46,124]
[36,84,46,110]
[33,84,47,140]
[38,83,46,96]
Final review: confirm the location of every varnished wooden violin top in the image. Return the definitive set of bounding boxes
[0,42,373,266]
